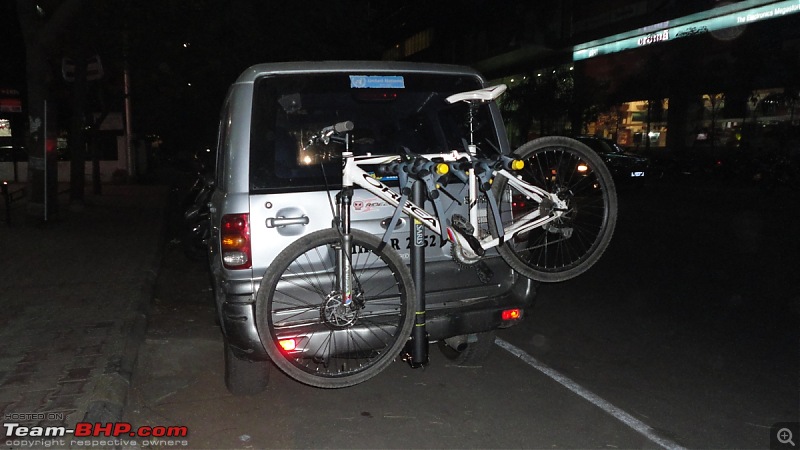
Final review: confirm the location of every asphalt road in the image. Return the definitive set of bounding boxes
[124,176,799,449]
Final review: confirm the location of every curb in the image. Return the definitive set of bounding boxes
[82,187,170,424]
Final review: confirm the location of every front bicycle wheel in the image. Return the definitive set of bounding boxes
[490,136,617,282]
[256,228,415,388]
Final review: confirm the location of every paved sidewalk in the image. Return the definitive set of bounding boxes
[0,184,168,441]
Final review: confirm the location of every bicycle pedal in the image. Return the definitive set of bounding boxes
[448,215,484,257]
[450,214,475,235]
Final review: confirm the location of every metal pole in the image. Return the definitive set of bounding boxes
[123,32,134,180]
[409,179,428,367]
[12,146,18,182]
[2,181,10,225]
[43,100,48,222]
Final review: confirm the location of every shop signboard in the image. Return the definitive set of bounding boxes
[0,98,21,113]
[573,0,800,61]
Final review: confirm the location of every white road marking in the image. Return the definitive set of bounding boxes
[495,338,686,450]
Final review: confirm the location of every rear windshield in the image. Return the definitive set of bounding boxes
[249,72,502,192]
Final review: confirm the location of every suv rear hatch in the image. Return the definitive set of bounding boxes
[246,69,514,297]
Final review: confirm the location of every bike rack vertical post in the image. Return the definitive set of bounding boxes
[409,179,429,367]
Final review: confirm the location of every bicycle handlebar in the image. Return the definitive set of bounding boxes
[310,121,354,145]
[322,121,354,135]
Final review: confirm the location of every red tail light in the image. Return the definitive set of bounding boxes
[279,338,297,352]
[221,213,251,269]
[502,308,522,321]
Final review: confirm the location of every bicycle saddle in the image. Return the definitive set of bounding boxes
[445,84,507,104]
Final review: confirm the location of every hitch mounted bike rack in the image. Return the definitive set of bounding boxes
[404,179,429,368]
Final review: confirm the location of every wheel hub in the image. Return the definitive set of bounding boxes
[321,292,359,327]
[542,190,574,238]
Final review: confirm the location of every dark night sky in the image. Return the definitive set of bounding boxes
[0,1,393,151]
[2,1,798,154]
[0,1,26,86]
[2,1,411,152]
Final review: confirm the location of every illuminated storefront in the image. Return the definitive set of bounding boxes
[0,88,25,181]
[571,0,800,150]
[573,0,800,62]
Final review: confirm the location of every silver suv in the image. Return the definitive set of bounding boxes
[209,61,537,394]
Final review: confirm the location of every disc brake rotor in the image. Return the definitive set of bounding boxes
[321,292,359,327]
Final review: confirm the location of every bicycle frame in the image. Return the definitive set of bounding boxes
[339,151,568,251]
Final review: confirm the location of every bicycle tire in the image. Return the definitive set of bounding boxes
[256,228,415,388]
[489,136,617,282]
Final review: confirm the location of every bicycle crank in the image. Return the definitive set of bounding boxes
[447,214,485,260]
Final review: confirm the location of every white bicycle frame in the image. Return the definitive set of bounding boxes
[340,151,568,251]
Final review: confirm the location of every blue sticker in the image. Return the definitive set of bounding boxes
[367,171,399,182]
[350,75,405,89]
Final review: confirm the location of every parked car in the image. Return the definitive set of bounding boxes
[574,136,650,187]
[208,61,538,394]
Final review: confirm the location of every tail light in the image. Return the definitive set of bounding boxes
[221,213,251,269]
[502,308,523,321]
[278,338,297,352]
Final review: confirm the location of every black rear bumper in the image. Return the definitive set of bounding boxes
[222,274,537,361]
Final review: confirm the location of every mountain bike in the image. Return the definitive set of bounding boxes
[255,84,617,388]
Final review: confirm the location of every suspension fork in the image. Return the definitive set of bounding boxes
[337,185,355,307]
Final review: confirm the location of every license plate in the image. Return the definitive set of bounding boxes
[393,234,448,261]
[631,171,645,177]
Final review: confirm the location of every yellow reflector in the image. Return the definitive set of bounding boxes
[511,159,525,170]
[435,163,449,175]
[577,163,589,173]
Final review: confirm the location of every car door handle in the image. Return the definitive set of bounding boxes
[266,216,309,228]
